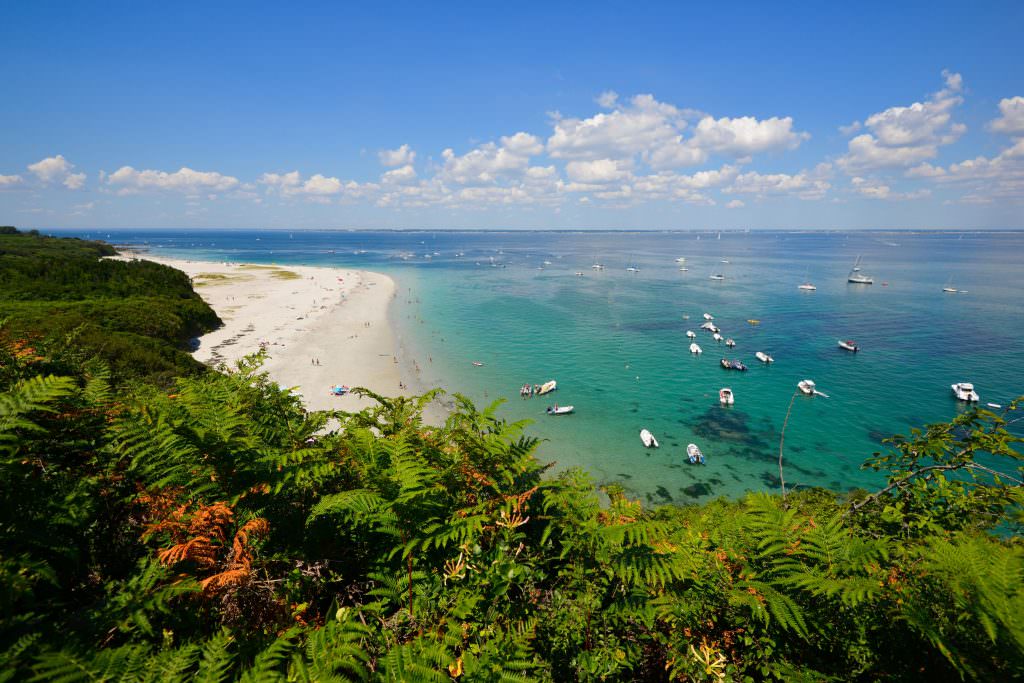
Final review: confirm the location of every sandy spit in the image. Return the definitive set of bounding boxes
[118,254,444,418]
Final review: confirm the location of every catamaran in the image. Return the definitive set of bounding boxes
[847,256,874,284]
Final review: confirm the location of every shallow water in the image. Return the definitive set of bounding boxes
[58,229,1024,503]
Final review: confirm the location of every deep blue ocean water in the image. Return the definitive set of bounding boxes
[53,229,1024,505]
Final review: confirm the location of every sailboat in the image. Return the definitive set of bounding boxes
[847,256,874,284]
[943,277,958,293]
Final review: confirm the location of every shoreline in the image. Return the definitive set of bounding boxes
[118,250,448,422]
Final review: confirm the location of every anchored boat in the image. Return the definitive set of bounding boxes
[640,429,659,448]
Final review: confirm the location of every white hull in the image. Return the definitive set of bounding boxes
[640,429,659,448]
[686,330,696,339]
[546,405,574,415]
[951,383,979,402]
[689,343,702,354]
[798,380,816,395]
[755,351,774,364]
[537,380,557,395]
[798,283,817,290]
[719,388,734,405]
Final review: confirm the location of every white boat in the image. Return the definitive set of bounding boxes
[675,257,687,263]
[537,380,557,396]
[472,361,485,367]
[798,379,816,395]
[591,263,605,270]
[686,330,696,339]
[838,340,859,353]
[689,343,703,354]
[755,351,774,363]
[725,338,736,348]
[703,313,714,320]
[700,321,715,331]
[719,387,734,405]
[640,429,659,448]
[951,382,979,402]
[798,282,817,291]
[943,277,957,293]
[546,405,574,415]
[679,267,689,272]
[709,274,726,281]
[575,271,584,277]
[687,443,705,464]
[848,256,874,284]
[713,332,723,342]
[626,266,639,273]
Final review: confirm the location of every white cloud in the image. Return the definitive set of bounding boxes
[378,144,416,167]
[838,121,862,136]
[989,96,1024,135]
[0,174,23,188]
[903,137,1024,203]
[688,115,809,156]
[726,199,744,209]
[838,71,965,172]
[63,173,86,190]
[107,166,239,194]
[27,154,86,189]
[726,169,831,200]
[596,91,619,108]
[258,170,360,199]
[382,164,417,184]
[439,132,542,184]
[547,94,686,161]
[850,176,930,200]
[565,158,631,183]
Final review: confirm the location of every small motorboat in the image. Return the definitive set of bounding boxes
[537,380,558,396]
[690,343,703,354]
[676,257,687,263]
[725,338,736,348]
[747,319,760,325]
[546,405,574,415]
[951,382,979,402]
[591,263,605,270]
[719,388,734,405]
[709,274,726,281]
[798,379,828,397]
[472,361,485,366]
[755,351,774,364]
[838,340,859,353]
[987,402,1002,409]
[640,429,659,448]
[679,267,689,272]
[798,282,817,291]
[686,330,696,339]
[703,313,714,320]
[713,333,724,343]
[721,358,731,369]
[687,443,705,465]
[700,321,716,331]
[575,271,584,277]
[730,360,747,371]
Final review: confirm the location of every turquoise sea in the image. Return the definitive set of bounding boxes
[55,229,1024,505]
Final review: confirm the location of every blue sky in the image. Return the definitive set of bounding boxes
[2,1,1023,229]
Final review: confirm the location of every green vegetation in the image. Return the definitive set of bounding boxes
[0,228,220,385]
[1,229,1021,680]
[1,337,1022,680]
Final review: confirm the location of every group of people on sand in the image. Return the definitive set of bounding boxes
[520,384,542,398]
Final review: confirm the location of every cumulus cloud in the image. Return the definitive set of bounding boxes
[565,158,632,183]
[903,137,1024,203]
[27,154,86,189]
[378,144,416,167]
[725,169,831,200]
[838,71,965,172]
[382,164,417,184]
[439,132,542,185]
[106,166,239,194]
[687,116,809,156]
[258,170,365,199]
[989,96,1024,135]
[726,199,745,209]
[850,176,930,200]
[0,174,24,188]
[547,94,688,161]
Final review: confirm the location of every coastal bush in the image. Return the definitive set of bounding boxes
[1,337,1021,681]
[0,228,220,384]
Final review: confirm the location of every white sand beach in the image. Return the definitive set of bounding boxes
[122,254,434,416]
